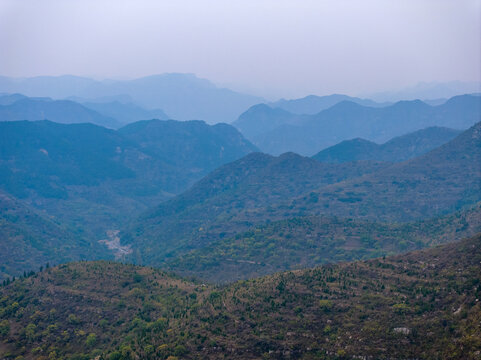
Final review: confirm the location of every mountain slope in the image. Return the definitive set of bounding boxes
[0,120,136,198]
[291,121,481,221]
[0,120,256,241]
[167,203,481,282]
[239,94,480,155]
[0,97,120,128]
[1,234,480,359]
[122,122,481,266]
[201,233,481,359]
[0,190,108,280]
[119,119,258,171]
[120,152,391,264]
[313,126,462,163]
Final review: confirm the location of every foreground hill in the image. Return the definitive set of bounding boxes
[0,190,107,280]
[0,120,256,239]
[313,126,461,163]
[1,234,480,359]
[236,94,480,155]
[0,95,121,128]
[122,122,481,266]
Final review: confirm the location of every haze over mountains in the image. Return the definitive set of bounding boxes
[81,101,169,125]
[1,113,479,281]
[0,74,264,123]
[0,93,173,129]
[1,75,479,126]
[0,72,480,360]
[1,0,481,356]
[368,80,481,102]
[0,94,122,128]
[119,121,481,269]
[269,94,390,114]
[235,94,481,155]
[0,74,479,280]
[0,119,256,242]
[291,121,481,220]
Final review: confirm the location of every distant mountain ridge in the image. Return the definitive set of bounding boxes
[0,95,121,128]
[269,93,390,114]
[0,74,264,123]
[313,126,462,163]
[234,94,481,155]
[0,93,172,127]
[81,101,170,124]
[368,80,481,102]
[290,121,481,221]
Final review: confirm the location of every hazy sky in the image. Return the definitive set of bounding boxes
[1,0,480,98]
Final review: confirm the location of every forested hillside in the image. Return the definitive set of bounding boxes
[121,122,481,268]
[1,234,479,359]
[0,119,257,278]
[168,203,481,282]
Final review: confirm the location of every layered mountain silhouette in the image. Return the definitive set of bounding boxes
[234,104,306,139]
[269,93,389,114]
[2,118,477,280]
[0,74,264,123]
[235,94,481,155]
[0,94,121,128]
[0,119,256,240]
[291,121,481,220]
[120,151,393,260]
[313,126,461,163]
[0,93,32,105]
[121,122,481,266]
[368,80,481,102]
[119,119,257,170]
[81,101,169,124]
[0,93,173,127]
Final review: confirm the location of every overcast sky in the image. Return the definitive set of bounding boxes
[1,0,480,98]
